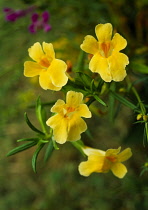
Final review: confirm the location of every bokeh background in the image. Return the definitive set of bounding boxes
[0,0,148,209]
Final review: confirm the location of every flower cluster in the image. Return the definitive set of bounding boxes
[3,6,51,33]
[8,23,134,179]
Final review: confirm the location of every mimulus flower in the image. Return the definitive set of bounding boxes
[29,11,52,33]
[24,42,68,90]
[46,91,92,144]
[80,23,129,82]
[78,146,132,178]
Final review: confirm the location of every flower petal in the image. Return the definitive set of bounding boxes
[80,35,98,55]
[48,59,68,87]
[89,54,112,82]
[39,71,61,90]
[77,104,92,118]
[118,148,132,162]
[46,114,68,144]
[43,42,55,60]
[108,52,129,81]
[67,116,87,141]
[111,162,127,178]
[82,146,105,156]
[24,61,42,77]
[106,147,121,157]
[50,99,65,113]
[95,23,112,42]
[112,33,127,51]
[28,42,44,62]
[66,91,83,107]
[78,155,104,176]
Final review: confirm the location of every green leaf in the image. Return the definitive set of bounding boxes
[36,97,48,134]
[110,91,138,111]
[44,141,54,163]
[131,62,148,74]
[17,137,39,142]
[74,50,86,72]
[52,139,59,150]
[24,112,44,135]
[32,143,45,173]
[7,141,37,156]
[93,95,107,107]
[76,72,93,88]
[71,140,86,157]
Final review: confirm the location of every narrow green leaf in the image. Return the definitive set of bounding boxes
[77,72,92,88]
[90,79,96,92]
[24,112,44,135]
[32,143,45,173]
[74,50,86,72]
[110,91,138,110]
[131,62,148,74]
[93,95,107,107]
[52,139,59,150]
[44,141,54,163]
[71,140,86,157]
[108,82,116,122]
[17,137,39,142]
[36,97,48,134]
[7,141,37,156]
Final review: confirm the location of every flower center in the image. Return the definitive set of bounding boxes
[39,56,51,68]
[106,156,117,163]
[63,106,76,118]
[99,42,113,58]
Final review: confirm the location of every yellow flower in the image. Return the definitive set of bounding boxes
[80,23,129,82]
[24,42,68,90]
[46,91,92,144]
[78,146,132,178]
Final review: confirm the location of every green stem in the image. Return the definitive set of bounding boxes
[132,86,146,115]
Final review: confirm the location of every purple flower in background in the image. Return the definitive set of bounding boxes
[29,11,52,33]
[3,6,35,22]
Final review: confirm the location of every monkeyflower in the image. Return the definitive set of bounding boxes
[78,146,132,178]
[80,23,129,82]
[46,91,92,144]
[24,42,68,90]
[29,11,51,33]
[3,6,35,22]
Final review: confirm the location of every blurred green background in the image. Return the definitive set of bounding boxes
[0,0,148,209]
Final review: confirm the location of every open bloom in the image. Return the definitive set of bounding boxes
[46,91,92,144]
[80,23,129,82]
[24,42,68,90]
[29,11,52,33]
[78,146,132,178]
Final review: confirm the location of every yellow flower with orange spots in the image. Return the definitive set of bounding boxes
[78,146,132,178]
[80,23,129,82]
[24,42,68,90]
[46,91,92,144]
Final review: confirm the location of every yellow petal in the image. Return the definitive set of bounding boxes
[24,61,42,77]
[66,91,83,107]
[108,52,129,81]
[106,147,121,157]
[118,148,132,162]
[43,42,55,60]
[95,23,112,42]
[39,71,61,91]
[82,146,105,156]
[28,42,44,62]
[78,155,104,176]
[49,59,68,87]
[80,35,98,54]
[67,116,87,141]
[46,114,68,144]
[111,33,127,51]
[89,54,112,82]
[77,104,92,118]
[50,99,65,113]
[111,162,127,178]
